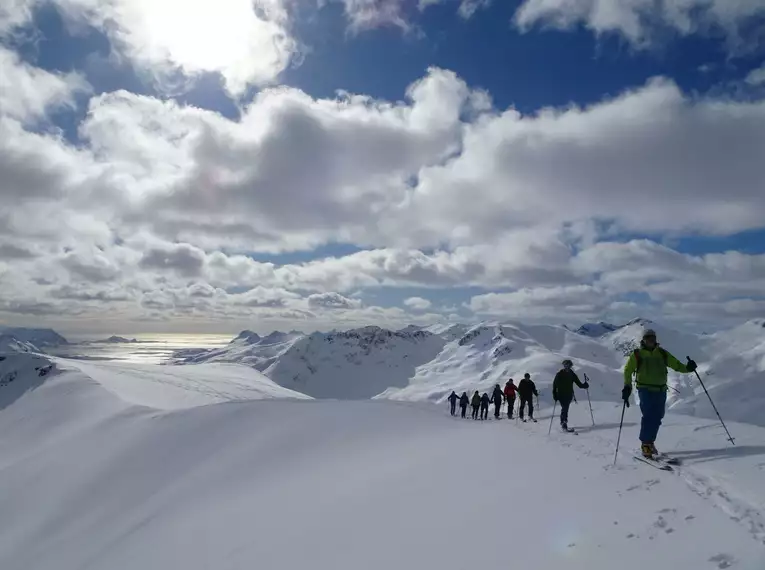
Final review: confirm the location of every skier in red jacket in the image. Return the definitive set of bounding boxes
[503,379,517,419]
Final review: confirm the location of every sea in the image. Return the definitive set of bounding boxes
[46,334,233,365]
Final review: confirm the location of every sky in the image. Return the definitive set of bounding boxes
[1,0,765,335]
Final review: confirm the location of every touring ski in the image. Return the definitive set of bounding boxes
[633,455,674,471]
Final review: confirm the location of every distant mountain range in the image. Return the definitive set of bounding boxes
[4,318,764,427]
[170,318,765,427]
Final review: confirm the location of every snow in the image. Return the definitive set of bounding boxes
[0,334,41,354]
[0,326,68,347]
[49,357,310,410]
[172,319,765,429]
[0,352,763,570]
[574,321,620,337]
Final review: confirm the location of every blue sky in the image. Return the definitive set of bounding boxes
[1,0,764,334]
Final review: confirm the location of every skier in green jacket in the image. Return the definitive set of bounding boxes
[552,360,588,432]
[623,329,697,459]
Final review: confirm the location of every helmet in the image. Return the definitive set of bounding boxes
[643,328,657,339]
[562,359,573,367]
[524,373,530,378]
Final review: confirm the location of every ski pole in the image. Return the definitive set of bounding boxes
[613,401,627,466]
[584,373,595,426]
[548,401,556,435]
[687,356,735,446]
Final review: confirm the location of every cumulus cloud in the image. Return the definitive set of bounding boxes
[0,48,89,124]
[404,296,432,310]
[2,27,765,332]
[0,0,296,95]
[514,0,765,51]
[138,243,206,278]
[307,292,363,309]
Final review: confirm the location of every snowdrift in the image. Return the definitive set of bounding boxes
[52,357,310,410]
[0,352,764,570]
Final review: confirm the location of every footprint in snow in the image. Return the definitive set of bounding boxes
[708,553,736,568]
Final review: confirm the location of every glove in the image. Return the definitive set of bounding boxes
[686,358,697,373]
[621,385,632,407]
[552,391,558,402]
[582,381,589,389]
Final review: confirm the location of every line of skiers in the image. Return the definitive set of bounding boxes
[447,373,541,422]
[446,328,701,460]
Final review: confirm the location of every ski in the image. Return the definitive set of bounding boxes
[655,454,681,465]
[633,454,673,471]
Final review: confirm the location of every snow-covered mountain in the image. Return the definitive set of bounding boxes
[574,321,620,337]
[0,326,68,347]
[0,334,41,354]
[172,329,304,372]
[172,318,765,428]
[264,326,446,399]
[1,351,764,570]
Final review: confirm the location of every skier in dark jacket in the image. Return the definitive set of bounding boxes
[490,384,504,419]
[517,373,538,422]
[471,391,481,420]
[447,391,459,416]
[552,360,589,431]
[504,379,517,419]
[459,392,469,418]
[480,392,490,420]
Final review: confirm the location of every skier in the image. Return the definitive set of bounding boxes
[490,384,504,419]
[552,360,589,432]
[517,373,538,422]
[447,391,459,416]
[459,391,469,418]
[623,329,697,459]
[480,392,490,420]
[471,391,481,420]
[504,378,517,419]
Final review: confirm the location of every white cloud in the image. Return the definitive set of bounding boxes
[746,65,765,86]
[403,296,432,310]
[0,0,297,96]
[0,47,89,123]
[1,43,765,332]
[514,0,765,51]
[335,0,491,30]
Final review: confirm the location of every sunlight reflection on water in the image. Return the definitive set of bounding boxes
[48,334,232,365]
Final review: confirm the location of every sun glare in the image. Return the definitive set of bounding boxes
[118,0,293,92]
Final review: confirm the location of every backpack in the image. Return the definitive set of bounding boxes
[633,347,667,372]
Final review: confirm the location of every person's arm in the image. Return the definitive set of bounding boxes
[665,350,692,373]
[623,352,637,386]
[573,372,587,389]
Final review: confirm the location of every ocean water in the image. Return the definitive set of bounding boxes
[48,334,233,365]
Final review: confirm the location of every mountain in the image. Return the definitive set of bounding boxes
[574,321,620,337]
[172,330,304,372]
[0,352,764,569]
[263,326,446,399]
[172,319,765,428]
[0,334,41,354]
[0,326,68,347]
[91,336,138,344]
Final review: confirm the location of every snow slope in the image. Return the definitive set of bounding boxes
[0,353,763,570]
[0,326,67,347]
[171,330,303,372]
[172,319,765,428]
[50,357,310,410]
[262,326,447,399]
[0,334,41,354]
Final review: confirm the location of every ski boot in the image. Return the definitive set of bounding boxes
[640,443,655,459]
